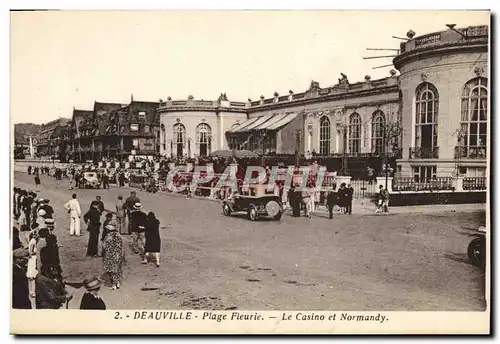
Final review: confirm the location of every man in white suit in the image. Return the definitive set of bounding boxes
[64,193,82,236]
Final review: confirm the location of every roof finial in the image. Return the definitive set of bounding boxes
[130,93,134,102]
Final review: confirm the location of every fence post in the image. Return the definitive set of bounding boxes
[376,176,393,193]
[453,176,464,192]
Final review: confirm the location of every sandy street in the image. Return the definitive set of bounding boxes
[13,172,486,311]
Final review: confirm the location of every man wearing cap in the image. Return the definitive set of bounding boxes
[22,192,34,229]
[125,191,140,234]
[40,199,55,232]
[64,194,82,236]
[80,277,106,310]
[129,202,147,255]
[12,248,32,309]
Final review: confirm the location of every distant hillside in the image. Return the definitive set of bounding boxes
[14,123,41,143]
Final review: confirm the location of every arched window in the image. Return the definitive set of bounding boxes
[460,77,487,158]
[196,123,212,157]
[173,123,186,158]
[414,82,439,158]
[319,116,331,155]
[348,113,362,154]
[372,111,386,154]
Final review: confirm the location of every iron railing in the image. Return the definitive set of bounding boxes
[463,177,487,191]
[454,146,487,159]
[409,146,439,159]
[393,177,453,191]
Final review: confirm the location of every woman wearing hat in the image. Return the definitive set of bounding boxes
[27,230,39,298]
[143,212,161,267]
[102,222,125,290]
[35,209,47,230]
[84,201,102,258]
[80,277,106,310]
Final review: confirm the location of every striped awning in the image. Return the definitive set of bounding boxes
[229,117,261,133]
[228,113,299,133]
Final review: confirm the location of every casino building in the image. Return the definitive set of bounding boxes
[157,24,488,178]
[394,25,489,179]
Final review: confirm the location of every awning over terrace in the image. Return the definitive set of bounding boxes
[227,112,299,134]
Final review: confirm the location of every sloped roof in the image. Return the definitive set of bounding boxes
[94,102,125,116]
[128,101,160,126]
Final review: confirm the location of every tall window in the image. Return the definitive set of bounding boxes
[319,116,331,155]
[348,113,362,154]
[412,165,437,183]
[173,123,186,158]
[415,83,439,155]
[460,77,487,154]
[372,110,386,154]
[196,123,212,157]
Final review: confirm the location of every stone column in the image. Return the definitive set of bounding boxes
[453,176,464,192]
[376,176,393,193]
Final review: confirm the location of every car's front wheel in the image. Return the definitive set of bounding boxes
[247,205,258,221]
[223,203,232,216]
[468,237,486,268]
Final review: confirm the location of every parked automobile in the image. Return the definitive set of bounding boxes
[222,184,283,221]
[467,226,486,269]
[78,172,101,189]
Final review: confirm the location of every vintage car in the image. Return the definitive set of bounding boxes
[222,184,283,221]
[78,172,101,189]
[468,226,486,269]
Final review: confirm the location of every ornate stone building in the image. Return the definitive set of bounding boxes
[393,25,489,179]
[158,76,402,164]
[157,95,247,158]
[227,75,401,158]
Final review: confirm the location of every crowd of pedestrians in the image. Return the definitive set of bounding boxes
[12,182,162,310]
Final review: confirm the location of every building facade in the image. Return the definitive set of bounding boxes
[26,24,489,175]
[67,98,161,162]
[35,118,71,158]
[157,95,247,158]
[393,25,489,179]
[228,76,401,158]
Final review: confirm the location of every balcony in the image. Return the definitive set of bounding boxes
[454,146,487,159]
[409,147,439,159]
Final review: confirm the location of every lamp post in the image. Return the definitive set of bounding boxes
[294,129,301,167]
[452,127,467,176]
[259,129,267,167]
[334,109,349,176]
[382,119,403,189]
[231,133,236,158]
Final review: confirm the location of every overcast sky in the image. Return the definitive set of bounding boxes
[10,10,489,124]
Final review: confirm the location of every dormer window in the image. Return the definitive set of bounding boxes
[130,123,139,131]
[138,111,146,119]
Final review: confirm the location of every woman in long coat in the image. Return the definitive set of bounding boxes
[84,202,101,258]
[102,223,125,290]
[142,212,161,267]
